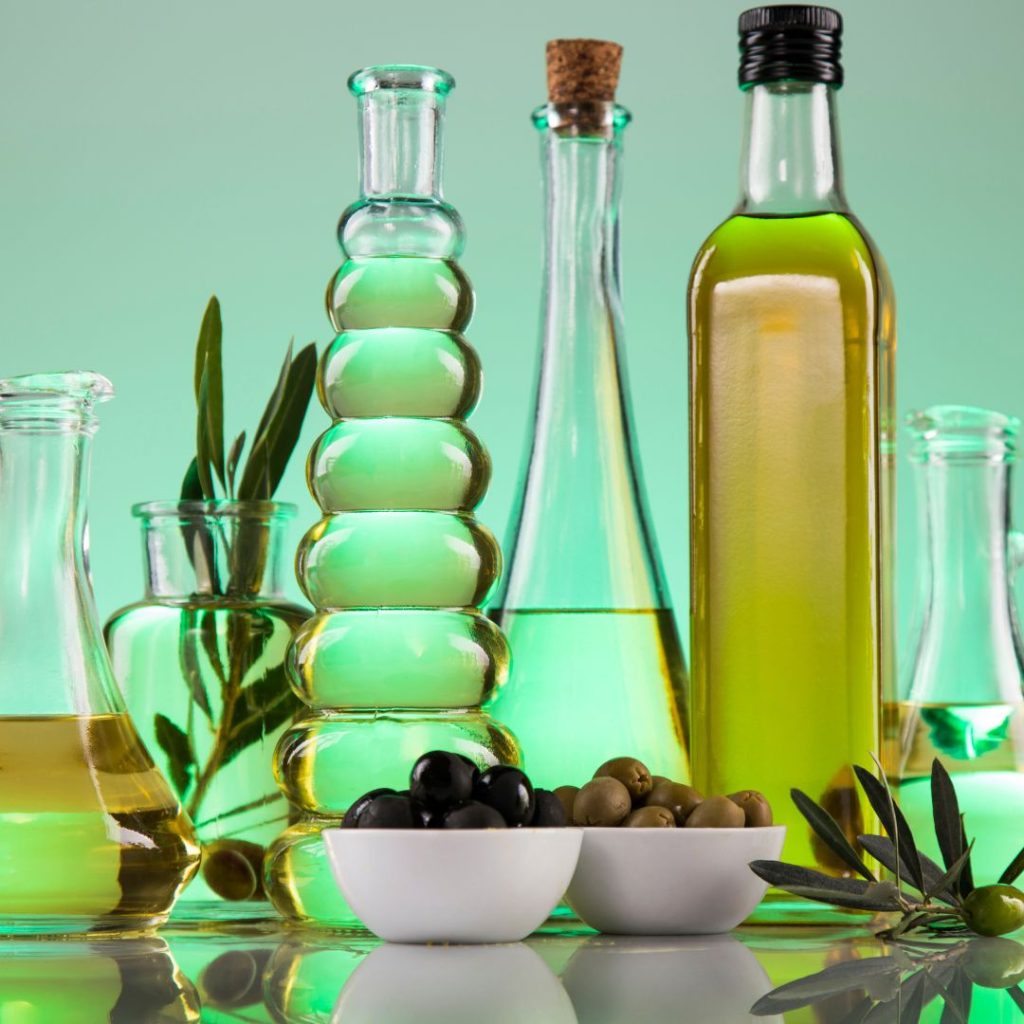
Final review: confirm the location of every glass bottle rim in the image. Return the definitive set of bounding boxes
[348,65,454,98]
[0,370,113,430]
[133,499,297,523]
[532,101,632,133]
[907,404,1019,460]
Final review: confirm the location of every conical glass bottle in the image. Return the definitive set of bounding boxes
[688,7,895,919]
[265,66,518,927]
[889,406,1024,884]
[0,372,200,935]
[488,40,689,789]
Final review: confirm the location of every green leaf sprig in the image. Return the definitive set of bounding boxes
[750,758,1024,939]
[180,295,318,503]
[149,297,316,898]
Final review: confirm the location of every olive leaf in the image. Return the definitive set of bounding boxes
[857,836,957,905]
[237,342,318,501]
[792,786,876,882]
[181,456,203,500]
[194,296,225,493]
[153,713,196,797]
[219,663,301,770]
[178,610,212,720]
[854,763,926,894]
[999,844,1024,886]
[226,430,246,499]
[748,861,903,911]
[931,758,969,895]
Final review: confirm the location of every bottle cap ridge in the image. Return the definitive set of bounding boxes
[738,5,843,88]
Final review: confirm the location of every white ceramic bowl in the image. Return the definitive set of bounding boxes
[323,828,583,944]
[565,826,785,935]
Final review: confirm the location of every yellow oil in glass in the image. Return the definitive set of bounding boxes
[689,212,895,917]
[0,714,200,934]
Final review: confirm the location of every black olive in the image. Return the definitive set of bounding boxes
[410,751,479,808]
[415,801,444,828]
[529,789,567,827]
[442,801,507,829]
[342,787,396,828]
[357,793,418,828]
[473,766,535,826]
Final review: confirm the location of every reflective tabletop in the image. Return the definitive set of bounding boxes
[1,919,1021,1022]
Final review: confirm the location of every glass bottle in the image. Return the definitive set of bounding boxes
[104,500,307,919]
[0,372,199,935]
[688,7,896,917]
[487,40,689,789]
[265,65,519,927]
[889,406,1024,885]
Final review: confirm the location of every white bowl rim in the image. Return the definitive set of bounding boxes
[323,827,585,838]
[574,825,787,835]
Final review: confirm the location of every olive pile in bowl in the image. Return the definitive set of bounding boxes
[554,756,774,828]
[342,750,567,830]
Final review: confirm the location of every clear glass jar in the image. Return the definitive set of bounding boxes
[105,500,307,919]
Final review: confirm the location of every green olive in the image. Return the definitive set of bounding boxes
[684,795,745,829]
[553,785,580,822]
[962,884,1024,937]
[622,805,675,828]
[594,757,653,803]
[645,781,704,825]
[573,777,632,826]
[963,937,1024,988]
[202,839,266,901]
[727,790,773,827]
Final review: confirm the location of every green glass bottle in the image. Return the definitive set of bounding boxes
[265,65,518,927]
[487,40,689,789]
[688,8,896,921]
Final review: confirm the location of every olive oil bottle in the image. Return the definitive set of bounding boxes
[688,7,895,919]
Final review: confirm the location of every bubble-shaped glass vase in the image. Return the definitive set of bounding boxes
[265,64,519,927]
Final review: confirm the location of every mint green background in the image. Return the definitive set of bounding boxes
[2,1,1021,690]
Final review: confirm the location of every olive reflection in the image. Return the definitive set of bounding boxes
[751,937,1024,1021]
[0,939,199,1023]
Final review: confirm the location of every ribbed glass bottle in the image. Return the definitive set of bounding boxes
[265,65,519,927]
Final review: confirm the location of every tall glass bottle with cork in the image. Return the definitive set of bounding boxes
[488,40,689,789]
[688,7,895,918]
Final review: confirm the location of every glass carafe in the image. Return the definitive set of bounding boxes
[487,64,689,788]
[890,405,1024,884]
[0,372,199,935]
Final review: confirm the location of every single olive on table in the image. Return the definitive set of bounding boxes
[562,755,774,828]
[342,750,568,830]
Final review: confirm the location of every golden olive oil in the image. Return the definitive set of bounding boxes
[689,213,895,914]
[0,714,200,933]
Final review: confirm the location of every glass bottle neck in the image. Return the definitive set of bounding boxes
[738,81,846,215]
[909,454,1024,704]
[137,503,292,602]
[497,105,667,611]
[358,88,445,200]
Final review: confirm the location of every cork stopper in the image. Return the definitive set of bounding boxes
[546,39,623,104]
